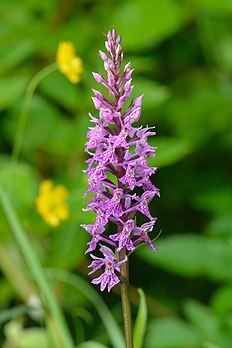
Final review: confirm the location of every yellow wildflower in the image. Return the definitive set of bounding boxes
[56,41,83,84]
[36,180,69,227]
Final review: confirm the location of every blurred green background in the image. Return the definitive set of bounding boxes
[1,0,232,347]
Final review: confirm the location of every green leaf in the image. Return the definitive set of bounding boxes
[183,300,230,348]
[212,285,232,315]
[17,0,56,13]
[205,214,232,239]
[0,161,38,209]
[0,244,34,301]
[183,300,220,339]
[17,328,51,348]
[0,75,29,110]
[4,321,51,348]
[49,224,89,270]
[0,188,75,348]
[163,81,232,146]
[48,173,93,269]
[126,56,157,74]
[0,305,31,324]
[196,0,232,15]
[0,278,15,306]
[6,96,87,159]
[0,40,34,73]
[76,341,109,348]
[137,234,232,281]
[135,78,171,110]
[0,162,38,202]
[46,268,125,348]
[149,137,193,168]
[193,187,232,215]
[112,0,186,49]
[39,71,85,112]
[145,317,201,348]
[133,288,147,348]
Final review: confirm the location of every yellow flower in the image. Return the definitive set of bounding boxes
[36,180,69,227]
[56,41,83,84]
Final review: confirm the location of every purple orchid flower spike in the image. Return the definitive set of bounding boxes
[82,29,160,293]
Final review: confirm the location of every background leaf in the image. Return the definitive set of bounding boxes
[0,76,29,110]
[138,234,232,281]
[145,318,201,348]
[149,137,193,168]
[76,341,109,348]
[113,0,186,49]
[133,288,147,348]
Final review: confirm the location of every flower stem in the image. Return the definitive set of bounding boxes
[11,63,58,162]
[119,247,133,348]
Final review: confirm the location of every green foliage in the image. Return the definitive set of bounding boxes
[4,322,52,348]
[76,342,109,348]
[0,76,29,110]
[135,78,171,111]
[138,234,232,281]
[0,188,75,348]
[145,317,201,348]
[133,288,147,348]
[46,269,124,348]
[0,162,38,211]
[150,137,193,167]
[1,0,232,347]
[0,40,34,73]
[39,72,85,112]
[183,300,220,340]
[113,0,186,49]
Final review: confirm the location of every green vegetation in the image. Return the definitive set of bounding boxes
[1,0,232,347]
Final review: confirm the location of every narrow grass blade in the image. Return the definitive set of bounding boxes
[0,186,74,348]
[133,288,147,348]
[0,305,30,324]
[0,244,34,301]
[76,341,109,348]
[46,268,125,348]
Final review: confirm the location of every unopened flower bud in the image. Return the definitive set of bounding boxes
[108,71,115,87]
[92,72,104,83]
[124,78,132,92]
[134,94,144,107]
[92,89,104,101]
[99,50,108,60]
[117,95,127,109]
[91,97,102,109]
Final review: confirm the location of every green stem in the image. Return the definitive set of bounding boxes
[119,247,133,348]
[11,63,58,162]
[0,186,74,348]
